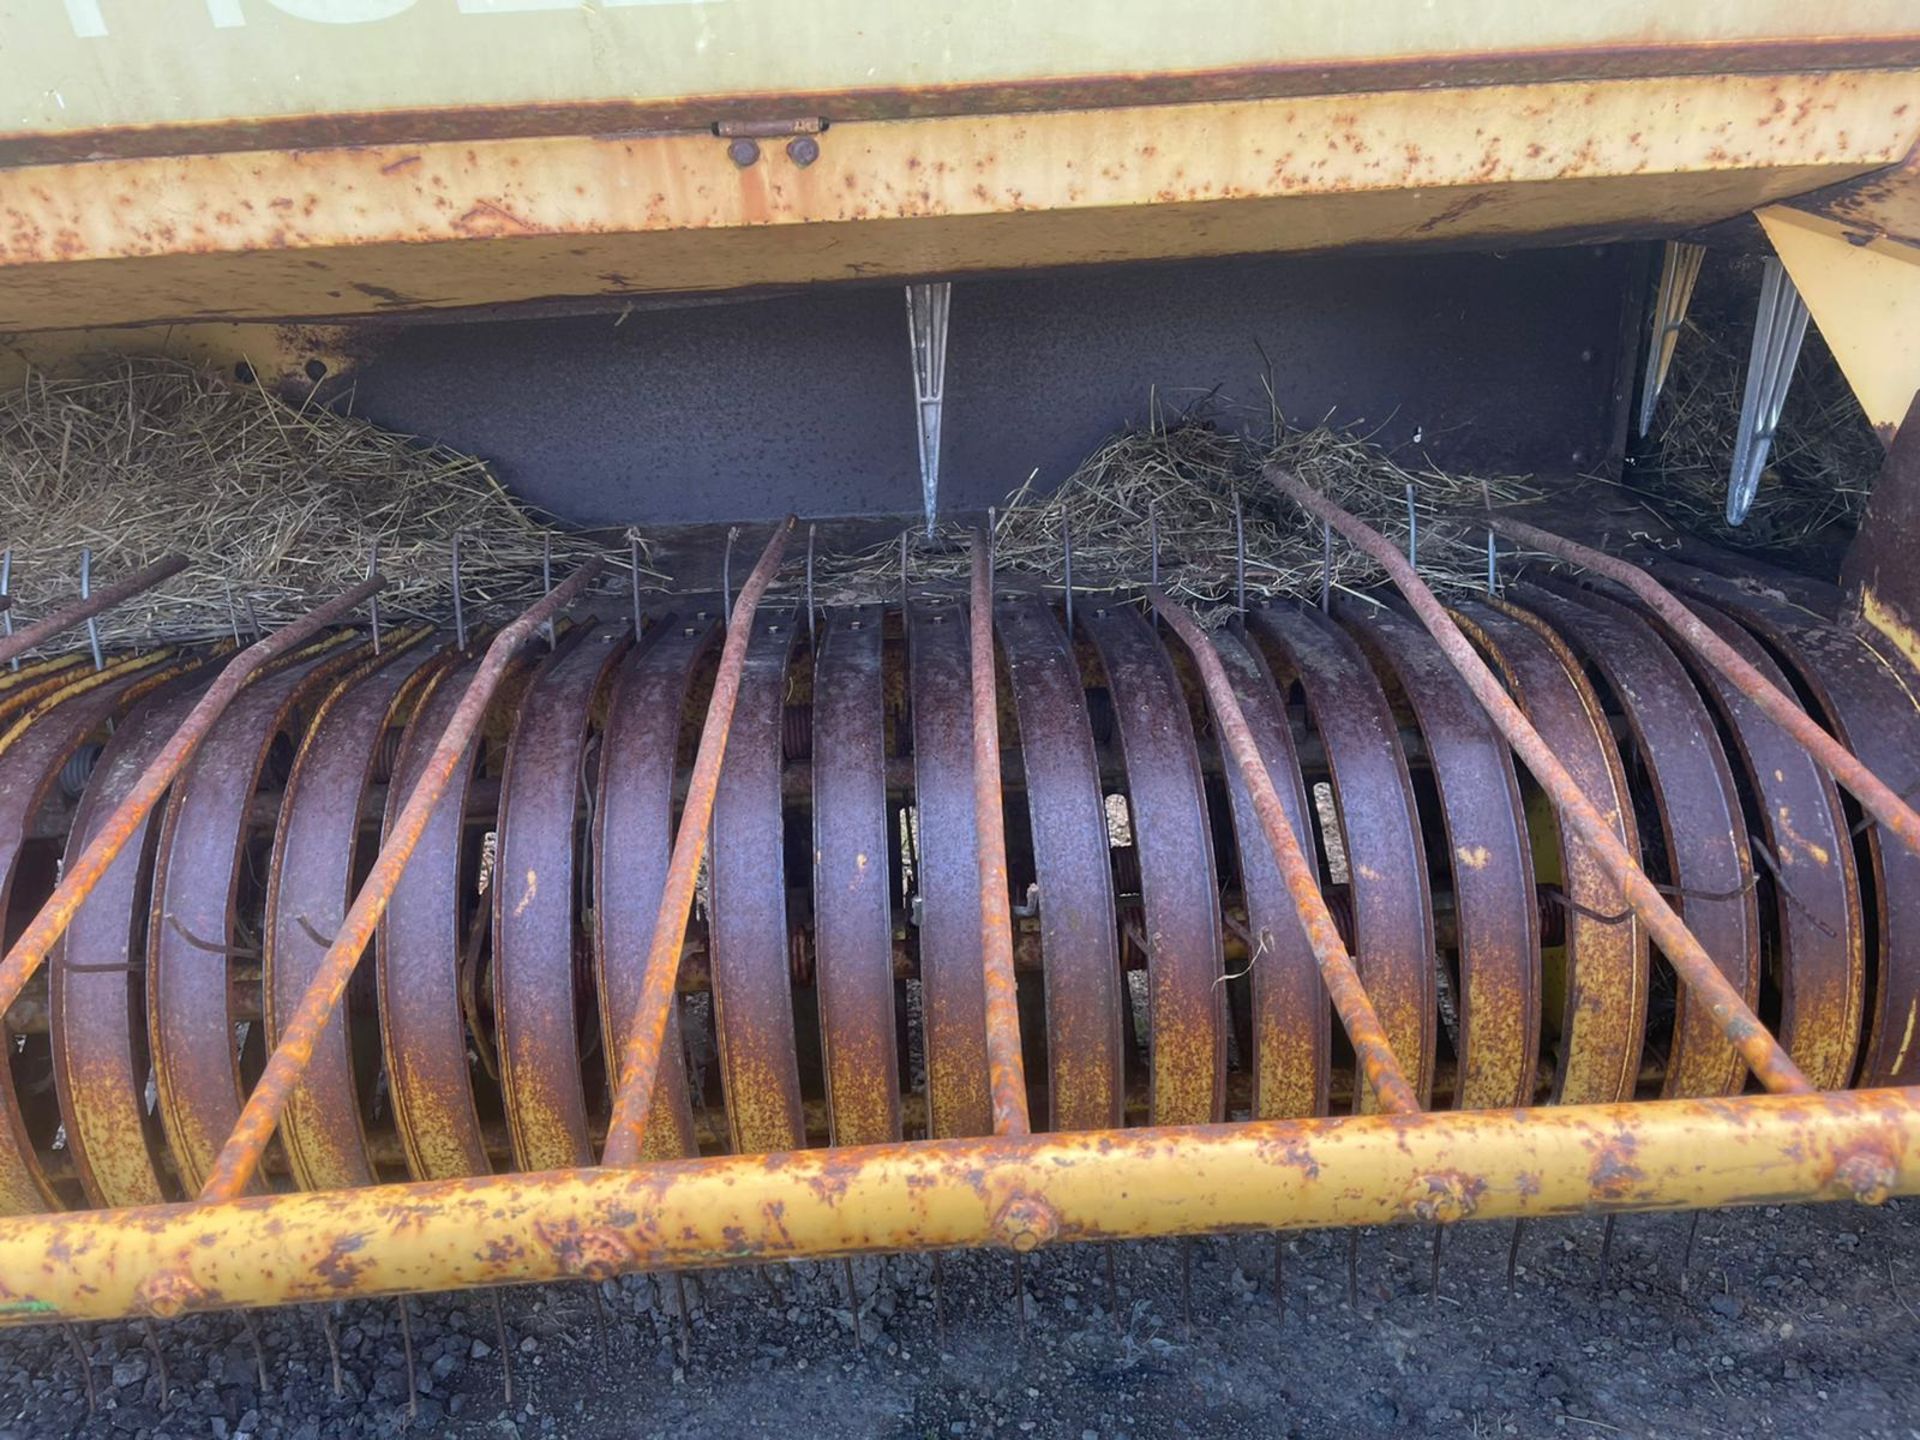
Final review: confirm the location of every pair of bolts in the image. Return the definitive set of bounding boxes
[728,135,820,169]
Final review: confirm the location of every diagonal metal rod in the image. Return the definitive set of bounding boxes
[199,559,605,1200]
[972,528,1033,1135]
[1270,469,1818,1102]
[603,520,796,1165]
[0,553,188,670]
[1147,586,1421,1115]
[0,573,385,1022]
[1485,513,1920,863]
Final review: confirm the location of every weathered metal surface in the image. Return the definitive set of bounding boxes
[0,662,177,1213]
[594,614,717,1163]
[994,595,1123,1132]
[1638,592,1865,1091]
[1345,601,1539,1111]
[1842,390,1920,664]
[1,70,1912,331]
[48,674,213,1211]
[1523,583,1759,1100]
[812,604,903,1147]
[200,560,604,1202]
[1444,599,1648,1106]
[1082,604,1225,1125]
[1252,602,1436,1110]
[1665,569,1920,1089]
[265,635,441,1192]
[603,520,792,1167]
[148,649,355,1195]
[906,597,994,1140]
[0,577,386,1028]
[0,556,186,670]
[377,650,507,1182]
[493,623,630,1173]
[1206,627,1328,1119]
[1151,590,1421,1117]
[707,607,807,1155]
[1277,473,1820,1107]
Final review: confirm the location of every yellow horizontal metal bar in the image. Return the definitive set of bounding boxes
[0,68,1912,332]
[0,1088,1911,1325]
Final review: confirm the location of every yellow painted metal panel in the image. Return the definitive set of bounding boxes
[0,70,1912,330]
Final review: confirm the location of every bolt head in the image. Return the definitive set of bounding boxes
[787,135,821,168]
[727,137,761,168]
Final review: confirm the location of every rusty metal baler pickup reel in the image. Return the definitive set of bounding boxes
[0,461,1917,1336]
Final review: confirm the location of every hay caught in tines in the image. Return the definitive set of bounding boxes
[812,409,1542,620]
[0,360,642,648]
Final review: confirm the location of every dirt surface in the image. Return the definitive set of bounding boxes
[3,1198,1916,1439]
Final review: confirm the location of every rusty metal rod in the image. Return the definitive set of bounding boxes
[972,529,1033,1135]
[1147,587,1422,1116]
[1486,513,1920,861]
[602,520,795,1166]
[0,554,189,669]
[5,1087,1912,1324]
[199,559,606,1201]
[0,574,385,1023]
[1269,469,1819,1101]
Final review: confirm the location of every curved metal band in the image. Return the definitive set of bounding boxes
[1452,600,1646,1106]
[906,598,993,1140]
[1665,567,1918,1087]
[812,604,902,1146]
[994,595,1123,1133]
[264,638,442,1190]
[1252,602,1435,1110]
[1524,583,1758,1099]
[1081,604,1224,1126]
[495,623,630,1173]
[1206,627,1328,1119]
[1345,601,1538,1111]
[594,613,715,1162]
[147,651,351,1195]
[708,608,806,1154]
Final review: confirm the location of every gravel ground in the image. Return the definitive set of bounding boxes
[3,1198,1916,1439]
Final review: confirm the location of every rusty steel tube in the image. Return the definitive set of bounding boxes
[0,554,189,669]
[199,559,606,1201]
[1487,514,1920,862]
[0,574,385,1023]
[971,531,1033,1135]
[602,520,795,1166]
[1148,589,1422,1116]
[4,1086,1913,1323]
[1269,470,1819,1101]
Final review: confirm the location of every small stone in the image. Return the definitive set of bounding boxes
[1708,1293,1743,1320]
[469,1339,492,1360]
[519,1335,538,1354]
[110,1354,148,1389]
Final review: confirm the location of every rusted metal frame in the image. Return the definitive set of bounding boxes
[706,605,808,1154]
[149,647,367,1196]
[1522,582,1759,1100]
[993,592,1122,1132]
[0,662,185,1213]
[265,633,442,1192]
[1082,603,1226,1125]
[0,555,188,670]
[593,614,717,1163]
[906,597,994,1140]
[0,576,385,1027]
[1631,593,1864,1092]
[494,621,631,1172]
[1273,473,1818,1103]
[1147,589,1421,1117]
[1251,602,1437,1110]
[1450,599,1647,1105]
[197,561,602,1202]
[813,603,903,1146]
[1662,569,1920,1089]
[1206,627,1329,1119]
[1486,516,1920,863]
[602,519,793,1167]
[1343,602,1539,1111]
